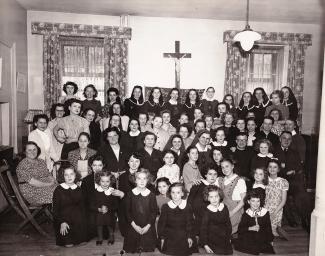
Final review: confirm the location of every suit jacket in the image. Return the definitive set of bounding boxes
[28,128,59,171]
[68,148,97,175]
[98,142,130,173]
[273,146,303,178]
[255,131,279,148]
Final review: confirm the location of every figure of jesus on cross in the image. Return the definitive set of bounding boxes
[163,41,191,89]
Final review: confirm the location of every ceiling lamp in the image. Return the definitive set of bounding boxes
[234,0,261,51]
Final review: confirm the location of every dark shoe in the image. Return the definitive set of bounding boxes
[96,240,102,246]
[107,234,115,245]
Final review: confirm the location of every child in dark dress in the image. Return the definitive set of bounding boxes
[158,183,197,256]
[92,171,119,246]
[250,168,269,207]
[53,165,87,247]
[200,185,233,255]
[156,177,171,214]
[123,169,158,253]
[235,190,275,255]
[251,139,274,172]
[188,166,218,242]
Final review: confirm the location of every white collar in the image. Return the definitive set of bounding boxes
[201,179,218,186]
[168,199,187,209]
[291,130,297,136]
[60,183,78,190]
[169,99,178,105]
[132,187,151,196]
[246,207,268,217]
[253,183,266,189]
[129,130,141,136]
[257,153,273,158]
[211,140,227,147]
[207,203,224,212]
[95,184,115,195]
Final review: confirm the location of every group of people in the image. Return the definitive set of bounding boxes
[15,81,309,255]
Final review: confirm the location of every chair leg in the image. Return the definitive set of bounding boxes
[17,208,42,232]
[17,208,50,237]
[44,207,53,221]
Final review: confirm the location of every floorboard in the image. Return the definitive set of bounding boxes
[0,209,310,256]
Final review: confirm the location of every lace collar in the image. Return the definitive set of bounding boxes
[207,203,224,212]
[129,130,141,137]
[60,183,78,190]
[257,153,273,158]
[132,187,151,196]
[211,140,227,147]
[252,183,266,189]
[246,207,268,217]
[168,199,187,209]
[238,105,255,111]
[201,179,218,186]
[95,184,114,195]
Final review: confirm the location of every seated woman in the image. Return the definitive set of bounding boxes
[177,123,193,150]
[120,118,144,152]
[164,134,186,168]
[68,132,97,180]
[53,164,87,247]
[16,141,57,205]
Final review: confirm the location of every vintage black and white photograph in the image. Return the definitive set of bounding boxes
[0,0,324,255]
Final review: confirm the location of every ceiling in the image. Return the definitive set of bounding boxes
[16,0,324,24]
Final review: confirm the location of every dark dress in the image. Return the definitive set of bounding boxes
[236,105,255,119]
[124,98,144,119]
[200,203,233,255]
[223,126,238,148]
[182,102,202,121]
[158,200,197,256]
[197,150,213,177]
[89,121,101,150]
[138,148,163,179]
[141,101,166,116]
[201,99,218,118]
[231,147,255,180]
[165,101,183,127]
[53,185,88,246]
[235,208,275,255]
[92,188,118,227]
[82,99,102,116]
[123,188,158,253]
[254,100,272,128]
[250,154,273,172]
[187,182,210,236]
[120,132,144,152]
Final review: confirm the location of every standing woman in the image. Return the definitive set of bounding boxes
[83,108,101,150]
[201,87,219,118]
[237,92,255,119]
[223,94,237,117]
[102,87,122,118]
[142,87,166,116]
[281,86,298,121]
[67,132,97,179]
[59,81,79,114]
[218,158,247,234]
[124,85,145,119]
[165,88,182,127]
[183,89,202,121]
[265,90,289,120]
[253,87,272,127]
[82,84,102,119]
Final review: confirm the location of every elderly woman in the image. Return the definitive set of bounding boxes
[16,141,57,205]
[68,132,97,179]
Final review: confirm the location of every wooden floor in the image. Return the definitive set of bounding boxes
[0,209,309,256]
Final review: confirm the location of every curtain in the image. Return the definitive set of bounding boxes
[287,44,307,127]
[43,34,61,114]
[224,42,248,105]
[104,37,128,99]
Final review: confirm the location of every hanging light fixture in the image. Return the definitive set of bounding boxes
[234,0,261,51]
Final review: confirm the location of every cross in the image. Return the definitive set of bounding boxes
[163,41,191,89]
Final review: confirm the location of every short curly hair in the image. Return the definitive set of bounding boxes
[83,84,98,98]
[254,138,273,153]
[63,81,78,94]
[94,170,116,186]
[57,163,80,184]
[203,185,224,202]
[168,182,188,199]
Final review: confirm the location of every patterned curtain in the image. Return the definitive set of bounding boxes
[224,42,248,105]
[43,34,61,114]
[104,37,128,100]
[287,44,307,127]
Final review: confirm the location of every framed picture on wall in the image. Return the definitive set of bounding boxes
[17,72,26,93]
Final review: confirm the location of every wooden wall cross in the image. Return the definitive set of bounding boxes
[163,41,191,89]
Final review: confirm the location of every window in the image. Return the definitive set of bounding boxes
[246,45,285,95]
[60,37,105,105]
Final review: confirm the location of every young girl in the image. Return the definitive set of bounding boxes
[234,190,275,255]
[53,165,87,247]
[200,186,233,255]
[123,169,158,253]
[211,147,226,177]
[250,168,269,208]
[182,146,203,192]
[188,166,218,240]
[211,127,228,147]
[119,118,144,152]
[251,139,274,171]
[201,86,219,118]
[157,150,180,184]
[193,107,204,124]
[265,159,289,237]
[158,183,197,255]
[236,118,246,133]
[92,171,119,245]
[156,177,171,213]
[204,114,214,131]
[219,159,246,234]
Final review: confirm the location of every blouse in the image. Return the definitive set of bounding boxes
[156,164,180,184]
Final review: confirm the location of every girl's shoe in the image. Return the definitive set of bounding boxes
[96,240,103,246]
[107,234,115,245]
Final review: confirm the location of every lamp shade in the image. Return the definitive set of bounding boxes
[233,29,261,51]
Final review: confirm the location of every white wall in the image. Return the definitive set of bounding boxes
[27,11,323,134]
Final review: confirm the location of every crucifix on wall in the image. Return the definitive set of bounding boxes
[163,41,191,89]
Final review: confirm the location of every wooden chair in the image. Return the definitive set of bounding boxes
[0,164,25,219]
[6,170,52,237]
